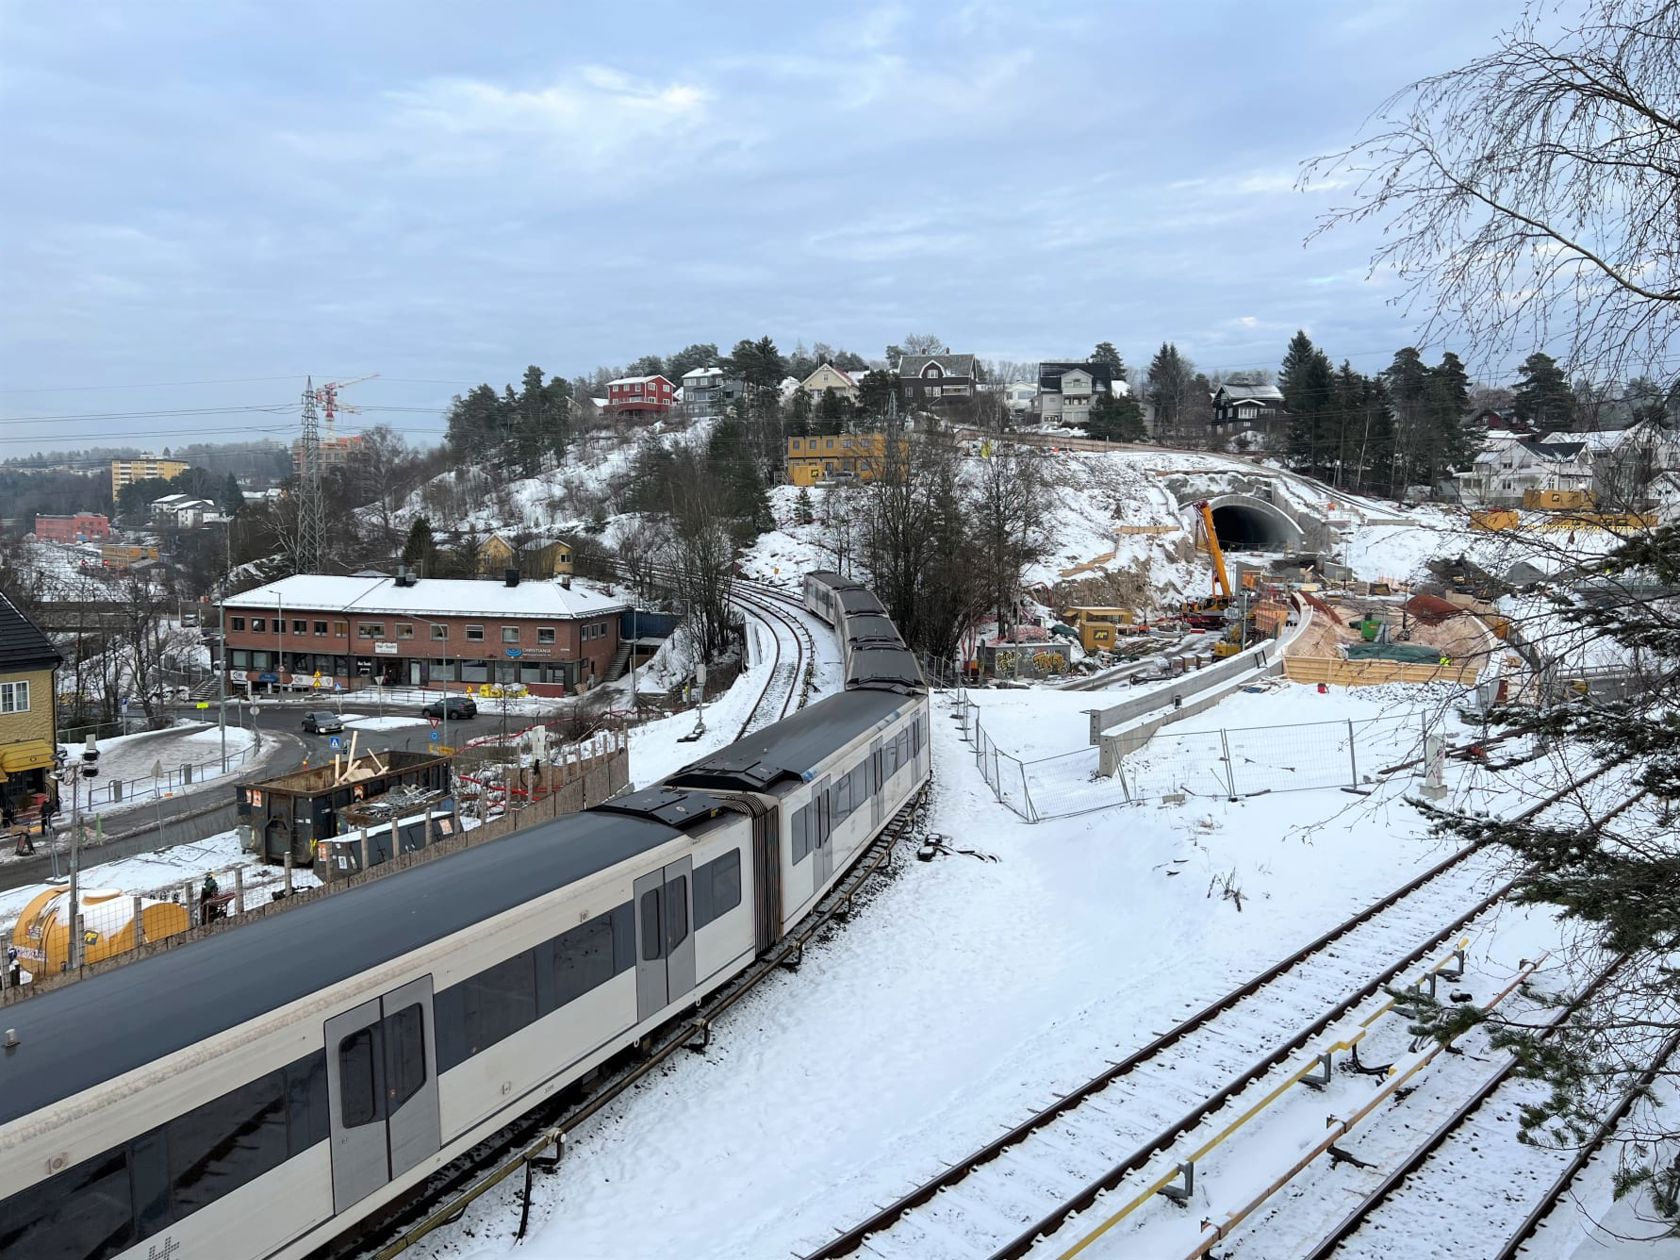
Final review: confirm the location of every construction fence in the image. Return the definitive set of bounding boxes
[950,688,1440,823]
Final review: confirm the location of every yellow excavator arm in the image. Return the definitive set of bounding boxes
[1196,501,1233,600]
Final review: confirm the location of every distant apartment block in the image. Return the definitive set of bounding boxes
[785,432,906,486]
[292,432,366,475]
[607,374,676,419]
[110,457,188,498]
[32,513,110,543]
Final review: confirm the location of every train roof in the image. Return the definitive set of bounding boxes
[845,646,925,692]
[668,688,910,793]
[804,570,862,591]
[844,612,902,644]
[0,809,682,1128]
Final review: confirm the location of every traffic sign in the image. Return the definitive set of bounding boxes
[435,745,455,756]
[120,698,129,711]
[328,735,343,751]
[428,730,441,743]
[428,715,441,730]
[505,647,524,659]
[195,701,209,710]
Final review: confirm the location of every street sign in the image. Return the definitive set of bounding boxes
[505,647,524,659]
[151,759,164,779]
[328,735,343,751]
[428,730,441,743]
[435,745,455,756]
[312,671,323,689]
[120,698,129,711]
[428,715,441,729]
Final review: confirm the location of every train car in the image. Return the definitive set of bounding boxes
[802,571,884,627]
[804,571,925,693]
[0,581,929,1260]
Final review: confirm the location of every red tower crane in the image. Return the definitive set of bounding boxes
[312,373,378,442]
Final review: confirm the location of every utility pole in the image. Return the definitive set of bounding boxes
[218,525,229,772]
[298,378,325,574]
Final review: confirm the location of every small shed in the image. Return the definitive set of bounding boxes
[236,749,452,866]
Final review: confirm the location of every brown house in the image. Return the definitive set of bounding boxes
[223,572,627,698]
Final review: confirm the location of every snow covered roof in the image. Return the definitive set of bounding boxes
[226,574,627,621]
[1215,383,1285,403]
[898,353,975,379]
[607,374,671,387]
[682,366,724,383]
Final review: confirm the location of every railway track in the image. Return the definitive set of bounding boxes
[328,785,932,1260]
[803,767,1623,1260]
[730,582,813,738]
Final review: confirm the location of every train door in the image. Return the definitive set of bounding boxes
[812,777,834,888]
[323,976,442,1214]
[753,805,783,954]
[633,857,696,1023]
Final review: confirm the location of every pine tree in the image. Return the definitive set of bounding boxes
[795,485,814,525]
[1383,347,1431,496]
[1423,351,1475,490]
[1084,393,1147,442]
[1279,331,1335,474]
[219,473,245,517]
[1512,351,1577,432]
[1091,341,1126,379]
[788,389,813,437]
[816,386,849,432]
[706,413,772,542]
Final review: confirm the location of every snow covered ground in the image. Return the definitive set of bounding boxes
[399,672,1611,1260]
[55,722,260,817]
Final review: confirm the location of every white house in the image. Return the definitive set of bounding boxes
[1456,436,1594,507]
[1537,420,1680,507]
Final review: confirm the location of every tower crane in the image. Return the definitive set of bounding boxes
[312,373,378,442]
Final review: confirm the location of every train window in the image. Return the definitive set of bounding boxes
[554,915,615,1005]
[383,1003,428,1111]
[665,875,689,948]
[128,1130,171,1239]
[694,850,742,929]
[611,901,636,973]
[285,1050,330,1154]
[792,805,809,862]
[641,887,664,960]
[168,1071,289,1219]
[463,952,539,1056]
[337,1028,384,1128]
[0,1144,134,1260]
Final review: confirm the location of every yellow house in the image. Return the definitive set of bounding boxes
[0,592,62,820]
[478,534,575,579]
[786,433,905,487]
[798,363,859,401]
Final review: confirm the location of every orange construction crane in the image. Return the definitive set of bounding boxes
[313,373,378,441]
[1196,500,1233,601]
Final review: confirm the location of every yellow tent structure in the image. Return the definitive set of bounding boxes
[10,887,190,973]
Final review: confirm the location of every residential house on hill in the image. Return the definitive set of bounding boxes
[1456,436,1594,506]
[680,366,742,418]
[0,591,62,820]
[1211,382,1287,432]
[149,494,223,528]
[797,363,859,402]
[1036,361,1116,428]
[606,375,675,420]
[478,534,574,580]
[1539,420,1680,507]
[897,353,976,415]
[785,433,904,486]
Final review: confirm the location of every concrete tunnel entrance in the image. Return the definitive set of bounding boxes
[1209,502,1297,551]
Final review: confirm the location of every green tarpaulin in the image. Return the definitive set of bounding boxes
[1344,642,1447,663]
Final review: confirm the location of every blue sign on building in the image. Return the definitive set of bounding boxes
[505,647,524,659]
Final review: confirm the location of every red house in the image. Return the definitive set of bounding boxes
[33,513,111,543]
[606,374,675,419]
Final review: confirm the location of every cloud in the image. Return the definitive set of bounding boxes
[287,66,711,179]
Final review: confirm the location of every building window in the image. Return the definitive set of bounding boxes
[313,621,328,636]
[251,618,266,633]
[431,624,448,641]
[398,624,414,640]
[230,616,245,632]
[291,619,307,634]
[501,626,520,644]
[464,625,485,643]
[358,623,384,639]
[0,681,29,714]
[334,621,348,638]
[537,627,555,645]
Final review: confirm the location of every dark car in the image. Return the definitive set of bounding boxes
[301,711,345,735]
[422,696,477,720]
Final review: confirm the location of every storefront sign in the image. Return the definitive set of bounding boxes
[374,641,400,655]
[229,669,247,684]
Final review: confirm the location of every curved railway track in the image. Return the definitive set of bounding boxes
[803,766,1624,1260]
[730,582,813,739]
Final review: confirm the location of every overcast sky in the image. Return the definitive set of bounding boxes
[0,1,1519,454]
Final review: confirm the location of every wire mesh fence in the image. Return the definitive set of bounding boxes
[947,685,1439,823]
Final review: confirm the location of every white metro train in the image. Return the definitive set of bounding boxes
[0,574,927,1260]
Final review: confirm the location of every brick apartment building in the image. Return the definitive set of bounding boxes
[223,572,628,698]
[32,513,111,543]
[606,374,675,419]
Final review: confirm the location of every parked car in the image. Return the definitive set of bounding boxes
[301,711,345,735]
[421,696,477,720]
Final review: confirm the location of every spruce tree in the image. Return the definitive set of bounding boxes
[1512,351,1577,432]
[401,517,436,574]
[1279,331,1334,474]
[1146,343,1195,445]
[1384,347,1431,496]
